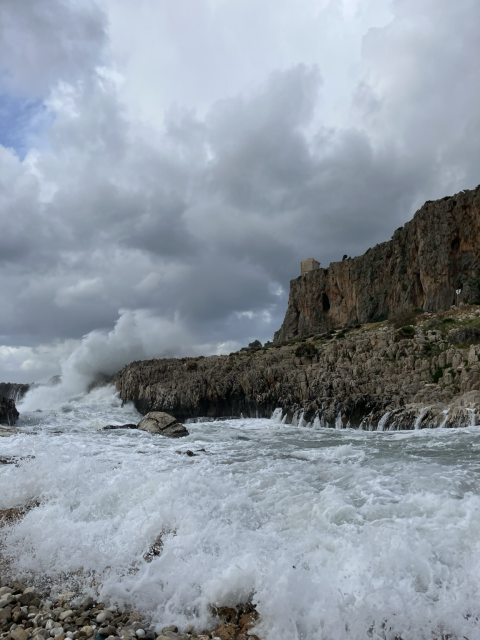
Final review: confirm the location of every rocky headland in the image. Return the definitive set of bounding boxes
[115,305,480,430]
[7,187,480,433]
[116,187,480,430]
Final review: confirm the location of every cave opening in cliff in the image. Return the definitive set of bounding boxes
[322,292,330,312]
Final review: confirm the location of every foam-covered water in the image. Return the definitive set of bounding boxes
[2,386,480,639]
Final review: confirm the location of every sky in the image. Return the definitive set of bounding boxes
[0,0,480,384]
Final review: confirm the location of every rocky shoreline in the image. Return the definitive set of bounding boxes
[115,305,480,430]
[0,579,259,640]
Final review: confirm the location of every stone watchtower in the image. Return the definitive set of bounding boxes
[301,258,320,275]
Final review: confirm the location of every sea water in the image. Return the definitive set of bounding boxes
[2,386,480,639]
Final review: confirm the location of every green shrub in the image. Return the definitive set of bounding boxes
[397,325,415,338]
[389,306,417,329]
[295,343,317,357]
[371,312,388,323]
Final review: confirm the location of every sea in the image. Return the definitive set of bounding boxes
[2,384,480,640]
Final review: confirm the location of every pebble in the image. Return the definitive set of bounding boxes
[98,625,118,637]
[10,628,30,640]
[59,610,73,621]
[51,626,65,637]
[135,630,145,637]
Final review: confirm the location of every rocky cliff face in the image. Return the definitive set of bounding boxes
[0,396,19,425]
[116,306,480,430]
[275,186,480,342]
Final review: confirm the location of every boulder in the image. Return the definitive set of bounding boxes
[137,412,189,437]
[0,396,19,426]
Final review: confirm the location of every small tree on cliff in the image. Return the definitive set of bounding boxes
[389,306,417,330]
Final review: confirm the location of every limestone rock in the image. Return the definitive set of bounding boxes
[137,412,189,437]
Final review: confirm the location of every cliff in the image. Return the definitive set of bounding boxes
[275,186,480,342]
[116,306,480,430]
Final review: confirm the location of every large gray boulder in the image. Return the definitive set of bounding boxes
[137,411,189,438]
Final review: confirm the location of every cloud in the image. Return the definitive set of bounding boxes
[358,0,480,193]
[0,0,106,96]
[1,0,480,384]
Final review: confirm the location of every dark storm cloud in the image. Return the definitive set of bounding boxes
[1,0,480,382]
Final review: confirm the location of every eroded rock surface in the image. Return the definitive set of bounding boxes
[116,306,480,430]
[275,186,480,341]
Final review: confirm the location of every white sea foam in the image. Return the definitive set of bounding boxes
[2,387,480,639]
